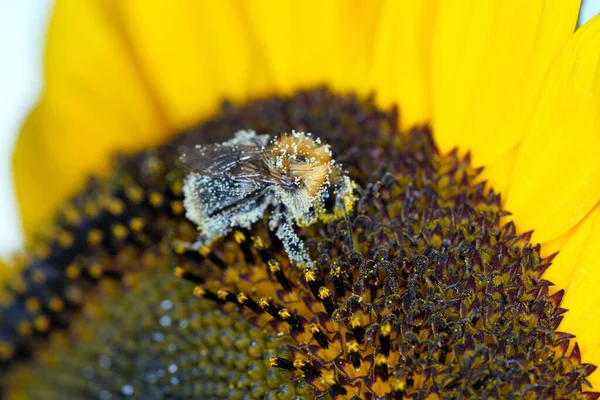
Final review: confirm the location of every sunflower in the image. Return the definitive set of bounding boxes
[2,0,600,398]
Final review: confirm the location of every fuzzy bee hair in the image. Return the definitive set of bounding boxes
[180,130,357,266]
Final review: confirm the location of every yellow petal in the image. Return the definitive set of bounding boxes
[245,0,438,127]
[115,0,440,136]
[243,0,383,97]
[368,0,439,127]
[480,148,518,204]
[0,259,15,288]
[505,14,600,244]
[545,206,600,388]
[116,0,275,127]
[13,0,172,237]
[432,1,580,178]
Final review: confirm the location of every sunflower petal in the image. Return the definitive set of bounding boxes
[432,0,580,175]
[368,0,439,127]
[0,259,15,287]
[480,149,518,204]
[505,14,600,243]
[545,207,600,388]
[116,0,277,127]
[118,0,390,126]
[14,0,172,237]
[243,0,383,97]
[245,0,442,128]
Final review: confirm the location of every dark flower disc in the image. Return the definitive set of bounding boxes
[0,88,596,399]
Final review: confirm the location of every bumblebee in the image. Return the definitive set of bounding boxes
[179,130,357,266]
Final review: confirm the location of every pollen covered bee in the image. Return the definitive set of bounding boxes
[179,130,358,266]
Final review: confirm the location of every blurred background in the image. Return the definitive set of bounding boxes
[0,1,599,258]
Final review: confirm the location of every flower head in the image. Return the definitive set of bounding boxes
[3,1,600,398]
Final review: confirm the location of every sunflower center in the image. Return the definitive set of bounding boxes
[1,88,596,399]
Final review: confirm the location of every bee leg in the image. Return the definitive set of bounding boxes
[171,230,215,256]
[269,211,313,268]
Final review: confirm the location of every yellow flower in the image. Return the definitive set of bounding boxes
[7,0,600,395]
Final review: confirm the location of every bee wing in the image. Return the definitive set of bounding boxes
[179,144,266,176]
[179,143,289,187]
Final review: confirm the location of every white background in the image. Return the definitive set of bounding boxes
[0,1,599,257]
